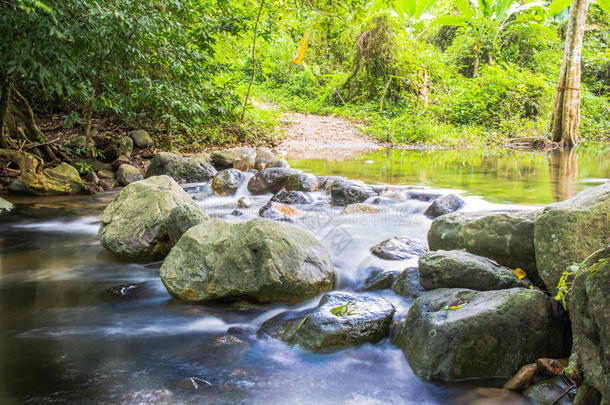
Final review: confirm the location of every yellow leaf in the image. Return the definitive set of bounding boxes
[513,268,527,279]
[292,29,311,65]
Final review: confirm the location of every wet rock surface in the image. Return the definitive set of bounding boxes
[418,250,529,291]
[534,182,610,295]
[247,168,297,195]
[393,287,571,381]
[160,218,335,303]
[211,168,246,196]
[371,236,427,260]
[330,180,375,205]
[98,175,198,259]
[270,190,312,205]
[166,203,208,245]
[423,194,465,219]
[428,210,544,288]
[259,201,302,223]
[258,291,395,352]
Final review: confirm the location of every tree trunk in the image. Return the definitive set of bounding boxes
[549,0,589,148]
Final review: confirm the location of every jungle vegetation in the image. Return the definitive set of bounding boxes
[0,0,609,157]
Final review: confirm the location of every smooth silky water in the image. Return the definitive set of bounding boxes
[0,147,608,404]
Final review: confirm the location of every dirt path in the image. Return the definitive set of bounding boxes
[258,102,379,160]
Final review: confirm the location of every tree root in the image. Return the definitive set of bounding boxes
[0,148,94,195]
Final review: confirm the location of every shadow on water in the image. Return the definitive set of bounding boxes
[0,147,608,404]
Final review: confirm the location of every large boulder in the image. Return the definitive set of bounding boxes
[428,210,543,288]
[45,162,87,194]
[258,291,395,352]
[160,218,335,303]
[247,168,296,194]
[144,152,216,183]
[210,147,256,170]
[371,236,427,260]
[211,168,246,196]
[98,176,197,260]
[534,182,610,295]
[391,267,424,298]
[166,203,208,245]
[129,129,153,148]
[116,164,143,186]
[393,288,570,381]
[568,247,610,403]
[419,250,529,291]
[331,180,375,205]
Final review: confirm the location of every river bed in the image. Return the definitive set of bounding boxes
[0,147,608,405]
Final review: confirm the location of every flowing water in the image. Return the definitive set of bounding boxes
[0,147,608,405]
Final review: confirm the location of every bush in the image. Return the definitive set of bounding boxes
[435,65,553,128]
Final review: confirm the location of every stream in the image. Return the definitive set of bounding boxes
[0,147,608,405]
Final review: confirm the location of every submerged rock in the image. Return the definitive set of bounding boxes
[160,218,335,303]
[342,203,387,214]
[98,175,197,260]
[331,180,375,205]
[166,203,208,245]
[393,287,570,381]
[418,250,529,291]
[524,377,573,405]
[145,152,217,183]
[534,182,610,295]
[428,210,544,288]
[371,237,427,260]
[210,147,256,170]
[568,247,610,403]
[271,190,312,205]
[259,201,302,223]
[258,291,395,352]
[423,194,465,219]
[116,164,143,186]
[454,388,530,405]
[128,129,153,148]
[247,168,296,194]
[356,268,401,292]
[211,168,246,196]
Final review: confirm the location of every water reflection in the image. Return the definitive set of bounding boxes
[288,146,610,205]
[549,149,578,202]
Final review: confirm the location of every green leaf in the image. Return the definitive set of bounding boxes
[594,0,610,13]
[431,14,468,26]
[415,0,438,19]
[548,0,572,15]
[454,0,473,18]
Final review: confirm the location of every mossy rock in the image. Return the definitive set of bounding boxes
[568,247,610,404]
[98,175,197,260]
[428,210,544,288]
[534,182,610,296]
[144,152,217,184]
[393,287,570,381]
[160,218,335,303]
